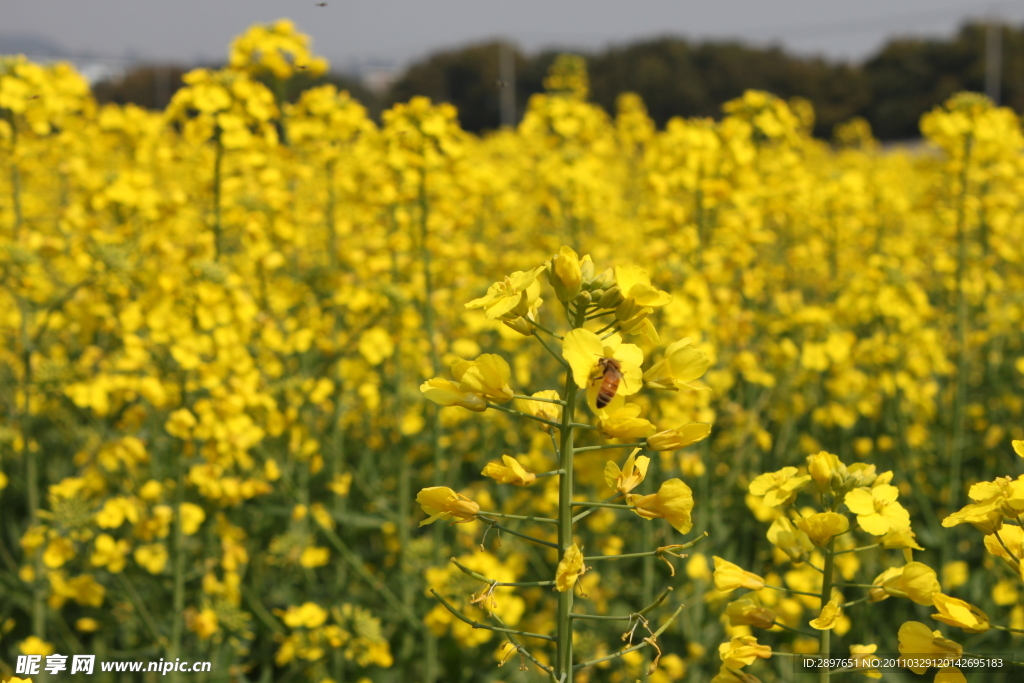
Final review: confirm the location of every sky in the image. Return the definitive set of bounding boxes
[4,0,1024,74]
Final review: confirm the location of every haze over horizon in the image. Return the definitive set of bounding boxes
[4,0,1024,74]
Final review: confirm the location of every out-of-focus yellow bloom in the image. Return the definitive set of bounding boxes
[614,264,671,308]
[713,557,765,592]
[809,592,843,630]
[18,635,55,656]
[75,618,100,632]
[416,487,480,526]
[627,479,694,533]
[555,543,584,592]
[513,390,562,427]
[749,467,811,507]
[897,621,963,675]
[188,608,219,639]
[91,534,130,573]
[1014,440,1024,458]
[598,403,657,439]
[807,451,843,488]
[165,408,198,439]
[725,594,776,629]
[279,602,329,629]
[549,246,584,303]
[465,267,545,320]
[931,593,990,633]
[419,378,487,412]
[179,502,205,535]
[874,561,940,605]
[766,516,813,563]
[849,644,882,679]
[452,355,515,403]
[794,512,849,546]
[604,448,649,494]
[844,485,910,535]
[718,635,771,669]
[481,455,536,486]
[134,543,169,574]
[881,528,924,551]
[643,338,710,392]
[647,423,712,451]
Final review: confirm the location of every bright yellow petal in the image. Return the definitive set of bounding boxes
[563,329,603,389]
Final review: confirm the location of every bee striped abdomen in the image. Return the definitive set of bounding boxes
[595,358,623,409]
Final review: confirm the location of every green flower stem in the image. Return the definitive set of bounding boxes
[555,305,584,681]
[819,537,837,683]
[573,442,646,453]
[833,543,880,556]
[572,494,623,524]
[584,310,615,320]
[570,501,636,510]
[535,469,565,479]
[764,585,821,598]
[486,402,563,429]
[569,422,599,431]
[549,431,562,464]
[585,551,662,561]
[241,584,285,635]
[525,316,564,340]
[532,330,571,369]
[842,596,870,609]
[212,136,223,260]
[314,517,421,629]
[570,613,633,621]
[600,329,619,341]
[169,446,189,682]
[991,624,1024,634]
[430,590,556,641]
[994,530,1020,562]
[772,620,816,638]
[512,394,567,405]
[477,511,558,524]
[452,559,557,587]
[635,586,674,618]
[571,604,685,671]
[118,573,166,647]
[481,519,558,549]
[594,319,618,336]
[835,583,876,589]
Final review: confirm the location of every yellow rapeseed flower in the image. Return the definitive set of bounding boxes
[794,512,849,546]
[931,593,990,633]
[712,557,765,592]
[643,338,710,392]
[749,467,811,507]
[416,487,480,526]
[809,592,843,630]
[465,267,546,320]
[481,455,536,486]
[627,479,694,533]
[604,448,650,494]
[844,485,910,535]
[647,422,712,451]
[897,621,963,675]
[555,543,584,592]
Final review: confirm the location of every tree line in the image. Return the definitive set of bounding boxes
[91,21,1019,140]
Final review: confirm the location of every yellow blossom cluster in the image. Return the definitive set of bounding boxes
[1,16,1023,683]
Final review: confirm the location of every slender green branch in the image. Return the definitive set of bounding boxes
[772,620,816,637]
[569,422,599,431]
[487,402,563,429]
[525,317,564,340]
[478,511,558,524]
[764,584,821,598]
[842,596,870,609]
[818,536,836,683]
[314,518,422,629]
[118,573,166,647]
[585,310,614,320]
[994,530,1020,563]
[430,590,555,641]
[594,320,618,336]
[834,543,880,556]
[571,604,685,671]
[570,501,636,510]
[512,394,567,406]
[573,442,646,453]
[572,494,623,524]
[571,613,632,621]
[481,519,558,549]
[535,469,565,479]
[585,551,661,561]
[991,624,1024,634]
[532,329,571,369]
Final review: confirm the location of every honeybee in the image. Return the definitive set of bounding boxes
[594,357,624,409]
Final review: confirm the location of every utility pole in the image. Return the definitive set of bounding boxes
[986,17,1002,104]
[499,42,516,127]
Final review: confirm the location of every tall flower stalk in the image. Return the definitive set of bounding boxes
[418,247,712,681]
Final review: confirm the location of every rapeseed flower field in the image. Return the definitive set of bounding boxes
[1,19,1023,683]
